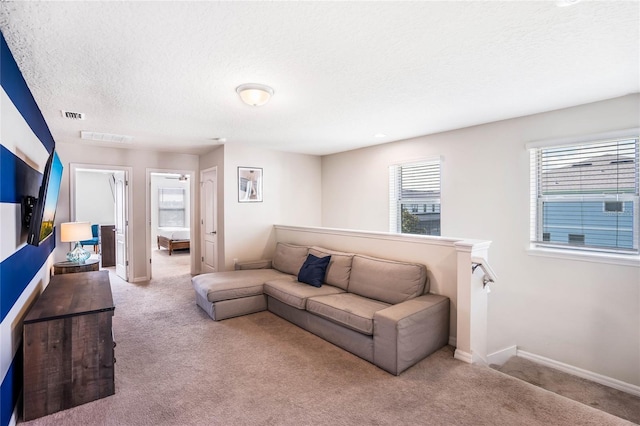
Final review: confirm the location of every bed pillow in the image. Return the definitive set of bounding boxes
[297,254,331,288]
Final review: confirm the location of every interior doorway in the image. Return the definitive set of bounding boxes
[70,164,131,282]
[147,170,194,279]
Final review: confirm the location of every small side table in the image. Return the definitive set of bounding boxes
[53,259,100,275]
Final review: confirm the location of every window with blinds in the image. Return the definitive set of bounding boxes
[158,188,186,227]
[530,136,639,253]
[389,159,441,236]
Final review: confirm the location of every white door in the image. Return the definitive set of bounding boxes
[200,168,217,273]
[114,170,129,280]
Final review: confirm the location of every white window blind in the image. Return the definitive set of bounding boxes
[530,136,639,253]
[158,188,186,227]
[389,159,441,236]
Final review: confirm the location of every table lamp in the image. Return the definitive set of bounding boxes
[60,222,92,263]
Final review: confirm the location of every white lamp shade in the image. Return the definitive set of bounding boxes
[60,222,92,242]
[236,84,274,107]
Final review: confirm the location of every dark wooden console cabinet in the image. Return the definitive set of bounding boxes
[23,271,115,420]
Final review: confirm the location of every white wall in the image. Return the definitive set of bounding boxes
[221,143,322,270]
[75,170,115,226]
[54,143,199,281]
[321,94,640,387]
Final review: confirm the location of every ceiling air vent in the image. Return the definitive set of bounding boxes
[81,131,133,144]
[61,110,86,120]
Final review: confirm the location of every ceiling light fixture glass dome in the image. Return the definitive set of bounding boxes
[236,83,274,107]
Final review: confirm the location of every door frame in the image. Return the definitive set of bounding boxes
[200,166,218,274]
[69,163,133,281]
[145,168,197,280]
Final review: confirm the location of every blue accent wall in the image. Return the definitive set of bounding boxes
[0,144,43,204]
[0,354,21,426]
[0,30,57,426]
[0,234,56,321]
[0,34,55,154]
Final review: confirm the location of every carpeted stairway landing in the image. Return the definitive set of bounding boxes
[493,356,640,424]
[20,271,634,425]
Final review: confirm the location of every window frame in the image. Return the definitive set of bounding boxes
[389,158,442,236]
[528,129,640,256]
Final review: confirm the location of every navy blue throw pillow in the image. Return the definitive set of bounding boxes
[297,254,331,288]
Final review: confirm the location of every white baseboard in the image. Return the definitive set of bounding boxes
[518,349,640,397]
[454,349,473,364]
[487,345,517,366]
[450,339,511,367]
[131,276,149,283]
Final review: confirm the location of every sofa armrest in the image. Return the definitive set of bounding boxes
[373,294,449,375]
[234,259,273,270]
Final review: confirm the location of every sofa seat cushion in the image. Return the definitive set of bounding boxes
[192,269,294,303]
[264,279,344,310]
[306,293,391,335]
[308,246,354,291]
[348,255,427,304]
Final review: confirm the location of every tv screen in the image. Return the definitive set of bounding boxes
[27,151,63,246]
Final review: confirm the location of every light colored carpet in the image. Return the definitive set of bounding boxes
[151,248,190,278]
[20,271,634,425]
[495,356,640,424]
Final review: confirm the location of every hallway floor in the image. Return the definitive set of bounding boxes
[151,247,190,278]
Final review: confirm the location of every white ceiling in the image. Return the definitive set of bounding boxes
[0,1,638,156]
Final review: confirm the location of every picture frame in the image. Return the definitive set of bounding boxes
[238,167,263,202]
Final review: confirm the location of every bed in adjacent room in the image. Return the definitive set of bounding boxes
[157,227,190,255]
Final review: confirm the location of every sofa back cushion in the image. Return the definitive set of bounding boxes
[308,246,354,291]
[348,255,427,304]
[272,242,309,276]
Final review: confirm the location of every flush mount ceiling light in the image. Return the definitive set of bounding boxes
[236,83,274,107]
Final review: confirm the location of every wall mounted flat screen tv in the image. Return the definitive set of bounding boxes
[26,150,63,246]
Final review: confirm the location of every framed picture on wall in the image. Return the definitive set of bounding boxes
[238,167,263,202]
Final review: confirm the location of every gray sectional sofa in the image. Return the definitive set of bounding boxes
[191,242,449,375]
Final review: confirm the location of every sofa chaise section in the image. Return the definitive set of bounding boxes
[192,269,293,320]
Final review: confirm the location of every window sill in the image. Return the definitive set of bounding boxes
[527,246,640,268]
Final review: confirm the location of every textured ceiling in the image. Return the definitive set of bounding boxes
[0,1,638,156]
